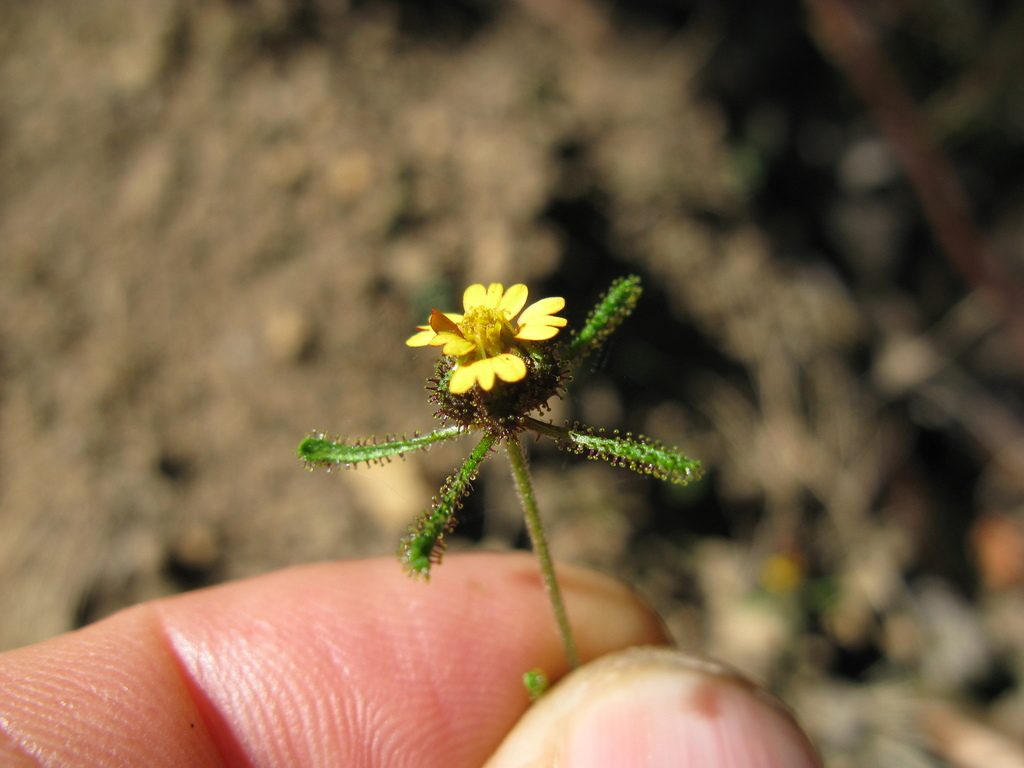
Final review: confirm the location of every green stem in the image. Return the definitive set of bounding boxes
[522,418,569,441]
[505,435,581,670]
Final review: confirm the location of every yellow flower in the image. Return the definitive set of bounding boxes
[407,283,566,394]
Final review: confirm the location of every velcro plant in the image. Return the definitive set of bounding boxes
[299,276,702,670]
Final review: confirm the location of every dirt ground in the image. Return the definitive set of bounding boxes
[2,1,1024,765]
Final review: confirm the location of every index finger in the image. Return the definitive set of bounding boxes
[0,553,667,767]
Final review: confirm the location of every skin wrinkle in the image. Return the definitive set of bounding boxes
[401,582,513,761]
[0,605,223,768]
[154,561,516,768]
[285,628,380,768]
[316,633,375,766]
[316,589,422,766]
[0,670,42,767]
[151,607,250,768]
[395,631,478,767]
[363,574,517,766]
[0,708,46,768]
[288,603,419,765]
[159,609,315,767]
[107,606,231,768]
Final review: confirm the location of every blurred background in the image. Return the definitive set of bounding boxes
[2,0,1023,764]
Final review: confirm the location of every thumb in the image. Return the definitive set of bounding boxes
[485,647,821,768]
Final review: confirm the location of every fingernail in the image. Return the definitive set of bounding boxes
[485,647,821,768]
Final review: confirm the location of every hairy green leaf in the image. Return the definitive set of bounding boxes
[399,433,498,578]
[298,424,464,469]
[527,419,702,485]
[565,274,643,361]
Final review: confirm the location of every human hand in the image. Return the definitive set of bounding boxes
[0,553,820,767]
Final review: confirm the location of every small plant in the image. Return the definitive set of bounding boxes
[299,276,702,670]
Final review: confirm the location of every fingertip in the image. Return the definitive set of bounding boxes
[485,647,822,768]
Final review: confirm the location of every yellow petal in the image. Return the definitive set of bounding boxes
[463,284,487,311]
[484,283,504,308]
[406,329,436,347]
[428,331,457,346]
[430,332,476,356]
[499,284,528,317]
[449,364,477,394]
[444,339,476,356]
[515,324,560,341]
[522,314,567,327]
[475,360,496,390]
[490,353,527,383]
[518,296,565,323]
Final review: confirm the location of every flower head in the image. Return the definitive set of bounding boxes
[407,283,566,394]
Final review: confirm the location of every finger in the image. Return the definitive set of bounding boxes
[0,553,666,768]
[484,647,822,768]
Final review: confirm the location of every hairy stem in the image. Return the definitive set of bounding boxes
[505,435,581,670]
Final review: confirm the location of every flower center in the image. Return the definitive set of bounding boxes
[460,306,514,358]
